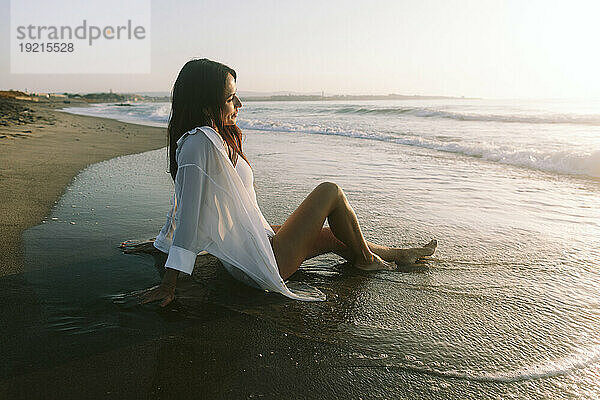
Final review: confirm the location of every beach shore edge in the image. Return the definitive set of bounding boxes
[0,97,166,276]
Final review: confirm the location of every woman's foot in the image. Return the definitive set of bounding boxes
[354,253,397,271]
[393,239,437,265]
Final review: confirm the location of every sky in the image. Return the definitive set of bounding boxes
[1,0,599,99]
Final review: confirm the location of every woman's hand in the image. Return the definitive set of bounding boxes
[119,238,159,254]
[139,283,176,307]
[139,267,180,307]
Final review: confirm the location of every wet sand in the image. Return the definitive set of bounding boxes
[0,99,364,400]
[0,103,430,399]
[0,97,165,276]
[1,300,418,400]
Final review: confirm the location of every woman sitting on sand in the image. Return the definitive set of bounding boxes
[132,58,436,306]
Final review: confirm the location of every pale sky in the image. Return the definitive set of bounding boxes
[1,0,599,99]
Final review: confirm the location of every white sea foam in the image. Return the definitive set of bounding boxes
[393,136,600,179]
[238,119,600,178]
[331,105,600,125]
[424,346,600,383]
[149,103,171,120]
[344,345,600,383]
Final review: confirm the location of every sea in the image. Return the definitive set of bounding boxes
[3,98,599,398]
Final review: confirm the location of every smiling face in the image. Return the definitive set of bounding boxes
[222,73,242,126]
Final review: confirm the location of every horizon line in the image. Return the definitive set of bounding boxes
[2,88,599,102]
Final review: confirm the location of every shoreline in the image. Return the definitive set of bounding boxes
[0,97,166,276]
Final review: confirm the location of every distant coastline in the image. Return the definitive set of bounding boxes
[1,90,476,104]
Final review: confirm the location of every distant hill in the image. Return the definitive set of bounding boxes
[238,90,323,98]
[0,90,29,98]
[65,92,169,103]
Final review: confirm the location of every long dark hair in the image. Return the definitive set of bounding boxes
[167,58,251,181]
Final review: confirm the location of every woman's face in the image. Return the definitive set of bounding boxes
[222,73,242,126]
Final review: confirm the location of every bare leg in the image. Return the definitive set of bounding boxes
[271,182,395,280]
[275,225,436,265]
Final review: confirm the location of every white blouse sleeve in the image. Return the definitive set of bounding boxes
[163,163,206,275]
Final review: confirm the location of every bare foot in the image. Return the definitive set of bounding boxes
[393,239,437,265]
[354,253,397,271]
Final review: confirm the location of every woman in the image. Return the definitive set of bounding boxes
[137,58,436,306]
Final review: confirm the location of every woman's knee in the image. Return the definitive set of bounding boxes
[316,181,342,200]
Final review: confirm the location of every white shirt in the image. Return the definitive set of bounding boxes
[153,126,325,301]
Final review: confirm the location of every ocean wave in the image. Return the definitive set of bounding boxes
[62,104,600,178]
[418,346,600,383]
[239,119,600,178]
[61,103,170,125]
[65,101,600,127]
[239,119,349,136]
[148,103,171,120]
[396,137,600,179]
[120,101,600,126]
[347,346,600,383]
[331,105,600,125]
